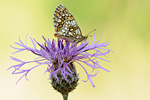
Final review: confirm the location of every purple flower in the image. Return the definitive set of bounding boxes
[9,34,111,87]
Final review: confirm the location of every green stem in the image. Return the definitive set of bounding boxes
[62,94,68,100]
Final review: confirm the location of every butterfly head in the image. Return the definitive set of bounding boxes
[82,35,88,41]
[74,35,88,43]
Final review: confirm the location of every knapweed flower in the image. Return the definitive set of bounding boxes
[9,33,111,97]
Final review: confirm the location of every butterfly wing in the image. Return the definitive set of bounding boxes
[53,4,83,42]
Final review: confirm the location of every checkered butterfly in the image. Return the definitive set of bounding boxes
[53,4,88,43]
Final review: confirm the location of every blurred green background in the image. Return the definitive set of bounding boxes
[0,0,150,100]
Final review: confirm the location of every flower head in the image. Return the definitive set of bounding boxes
[9,34,111,88]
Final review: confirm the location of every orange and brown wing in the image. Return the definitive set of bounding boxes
[53,4,83,41]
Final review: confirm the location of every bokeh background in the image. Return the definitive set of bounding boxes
[0,0,150,100]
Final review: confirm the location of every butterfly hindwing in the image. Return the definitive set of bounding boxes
[53,4,87,43]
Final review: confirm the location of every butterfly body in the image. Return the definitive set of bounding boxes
[53,4,88,43]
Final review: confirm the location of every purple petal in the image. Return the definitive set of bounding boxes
[91,33,95,45]
[30,37,37,50]
[10,56,23,62]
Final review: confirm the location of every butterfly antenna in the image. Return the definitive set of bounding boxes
[86,29,96,37]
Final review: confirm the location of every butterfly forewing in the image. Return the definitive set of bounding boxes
[53,4,87,43]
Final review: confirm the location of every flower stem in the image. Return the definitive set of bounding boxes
[62,94,68,100]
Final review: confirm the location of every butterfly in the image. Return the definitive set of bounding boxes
[53,4,88,43]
